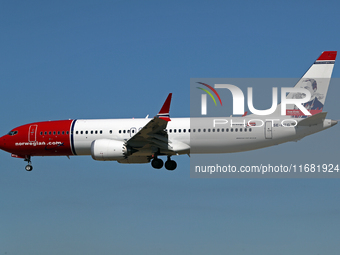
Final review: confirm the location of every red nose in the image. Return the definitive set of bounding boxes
[0,135,8,151]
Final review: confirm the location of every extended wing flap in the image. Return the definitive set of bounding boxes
[126,94,172,151]
[127,117,169,147]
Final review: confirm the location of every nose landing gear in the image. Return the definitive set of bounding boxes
[24,156,33,171]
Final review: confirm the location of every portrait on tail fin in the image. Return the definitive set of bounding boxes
[292,79,324,115]
[284,51,337,117]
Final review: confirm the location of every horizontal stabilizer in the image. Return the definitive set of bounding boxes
[297,112,327,126]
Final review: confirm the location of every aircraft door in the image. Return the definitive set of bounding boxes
[28,125,38,142]
[130,127,137,137]
[265,121,272,139]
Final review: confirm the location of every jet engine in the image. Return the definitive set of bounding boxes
[91,139,127,161]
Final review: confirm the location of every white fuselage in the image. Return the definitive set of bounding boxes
[72,116,334,156]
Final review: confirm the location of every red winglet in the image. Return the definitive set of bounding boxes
[317,51,337,61]
[157,93,172,121]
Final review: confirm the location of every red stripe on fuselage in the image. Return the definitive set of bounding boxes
[0,120,73,157]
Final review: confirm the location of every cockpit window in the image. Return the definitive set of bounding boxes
[8,130,18,136]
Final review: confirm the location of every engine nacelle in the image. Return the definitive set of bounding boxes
[91,139,127,161]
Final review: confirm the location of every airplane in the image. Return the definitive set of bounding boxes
[0,51,337,171]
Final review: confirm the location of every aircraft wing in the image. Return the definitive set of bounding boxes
[126,93,172,153]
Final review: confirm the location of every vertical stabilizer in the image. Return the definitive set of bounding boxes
[280,51,337,117]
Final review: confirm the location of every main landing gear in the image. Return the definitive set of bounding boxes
[151,155,177,171]
[24,156,33,171]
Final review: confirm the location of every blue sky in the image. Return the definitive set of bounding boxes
[1,1,340,254]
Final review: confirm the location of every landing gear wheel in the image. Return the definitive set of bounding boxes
[151,158,164,169]
[24,156,33,171]
[25,165,33,171]
[165,160,177,171]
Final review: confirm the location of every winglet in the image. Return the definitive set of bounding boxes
[156,93,172,121]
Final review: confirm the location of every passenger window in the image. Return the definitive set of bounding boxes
[235,128,238,132]
[109,130,112,134]
[62,131,65,135]
[203,129,206,132]
[58,131,60,135]
[174,129,176,133]
[198,129,201,132]
[44,131,47,135]
[178,129,181,133]
[249,128,252,132]
[53,131,56,135]
[183,129,186,133]
[80,131,83,134]
[100,130,102,134]
[85,131,88,134]
[231,128,233,132]
[49,131,52,135]
[66,131,69,135]
[91,131,94,134]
